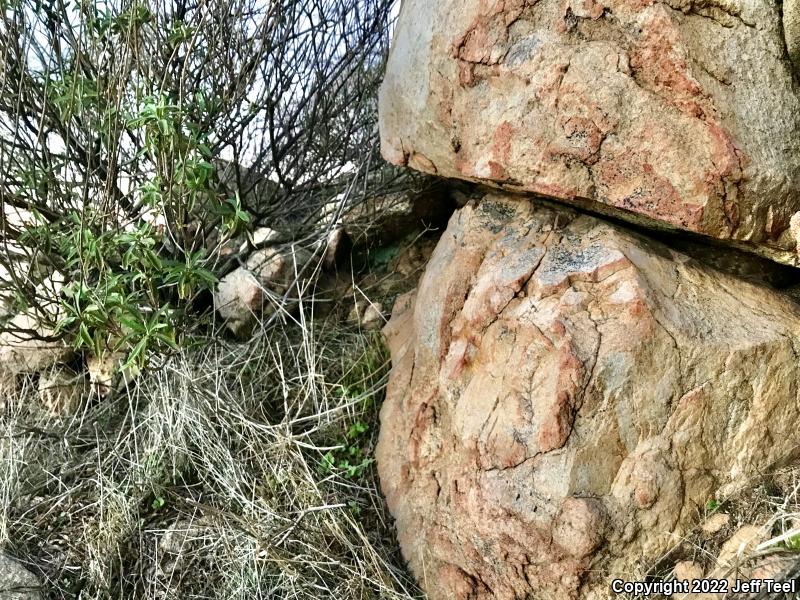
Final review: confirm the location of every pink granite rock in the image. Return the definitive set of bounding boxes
[379,0,800,265]
[376,193,800,599]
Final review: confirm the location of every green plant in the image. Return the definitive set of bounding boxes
[319,420,374,479]
[784,531,800,551]
[335,330,390,409]
[318,334,390,480]
[16,85,243,372]
[0,0,404,389]
[36,210,216,369]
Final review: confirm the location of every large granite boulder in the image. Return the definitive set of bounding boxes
[786,0,800,73]
[379,0,800,265]
[376,193,800,599]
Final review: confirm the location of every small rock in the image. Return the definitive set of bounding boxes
[673,560,704,583]
[215,245,313,335]
[218,238,240,257]
[251,226,281,247]
[322,227,352,272]
[701,512,730,535]
[0,553,41,599]
[245,249,286,284]
[750,554,795,580]
[246,245,311,287]
[672,561,705,599]
[552,497,606,558]
[37,368,87,416]
[716,525,766,568]
[347,301,384,329]
[239,227,281,253]
[790,212,800,258]
[86,352,138,397]
[361,303,384,329]
[214,268,264,335]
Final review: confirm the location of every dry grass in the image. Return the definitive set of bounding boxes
[0,301,423,599]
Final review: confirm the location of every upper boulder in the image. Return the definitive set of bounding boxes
[379,0,800,265]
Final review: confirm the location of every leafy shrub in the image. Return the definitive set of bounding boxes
[0,0,401,370]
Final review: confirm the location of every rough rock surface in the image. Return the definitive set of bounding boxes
[376,193,800,600]
[214,245,313,334]
[245,246,312,290]
[0,554,40,599]
[787,0,800,74]
[86,352,139,398]
[214,268,265,335]
[0,314,71,375]
[321,183,457,253]
[379,0,800,265]
[37,368,87,416]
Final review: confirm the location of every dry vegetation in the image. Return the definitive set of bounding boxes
[1,295,424,599]
[0,0,436,596]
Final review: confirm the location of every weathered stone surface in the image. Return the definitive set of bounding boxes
[786,0,800,73]
[321,227,352,271]
[321,183,457,250]
[750,553,796,581]
[245,246,312,290]
[86,351,139,398]
[0,554,40,599]
[673,560,704,583]
[347,300,385,330]
[214,268,263,335]
[0,314,71,375]
[214,245,313,335]
[376,193,800,600]
[379,0,800,265]
[701,512,730,534]
[236,227,283,255]
[715,525,766,569]
[344,190,454,247]
[37,368,87,416]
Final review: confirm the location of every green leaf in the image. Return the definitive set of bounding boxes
[124,338,148,369]
[319,452,335,475]
[785,532,800,551]
[346,421,368,440]
[77,322,93,350]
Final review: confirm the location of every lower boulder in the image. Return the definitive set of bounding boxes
[376,193,800,599]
